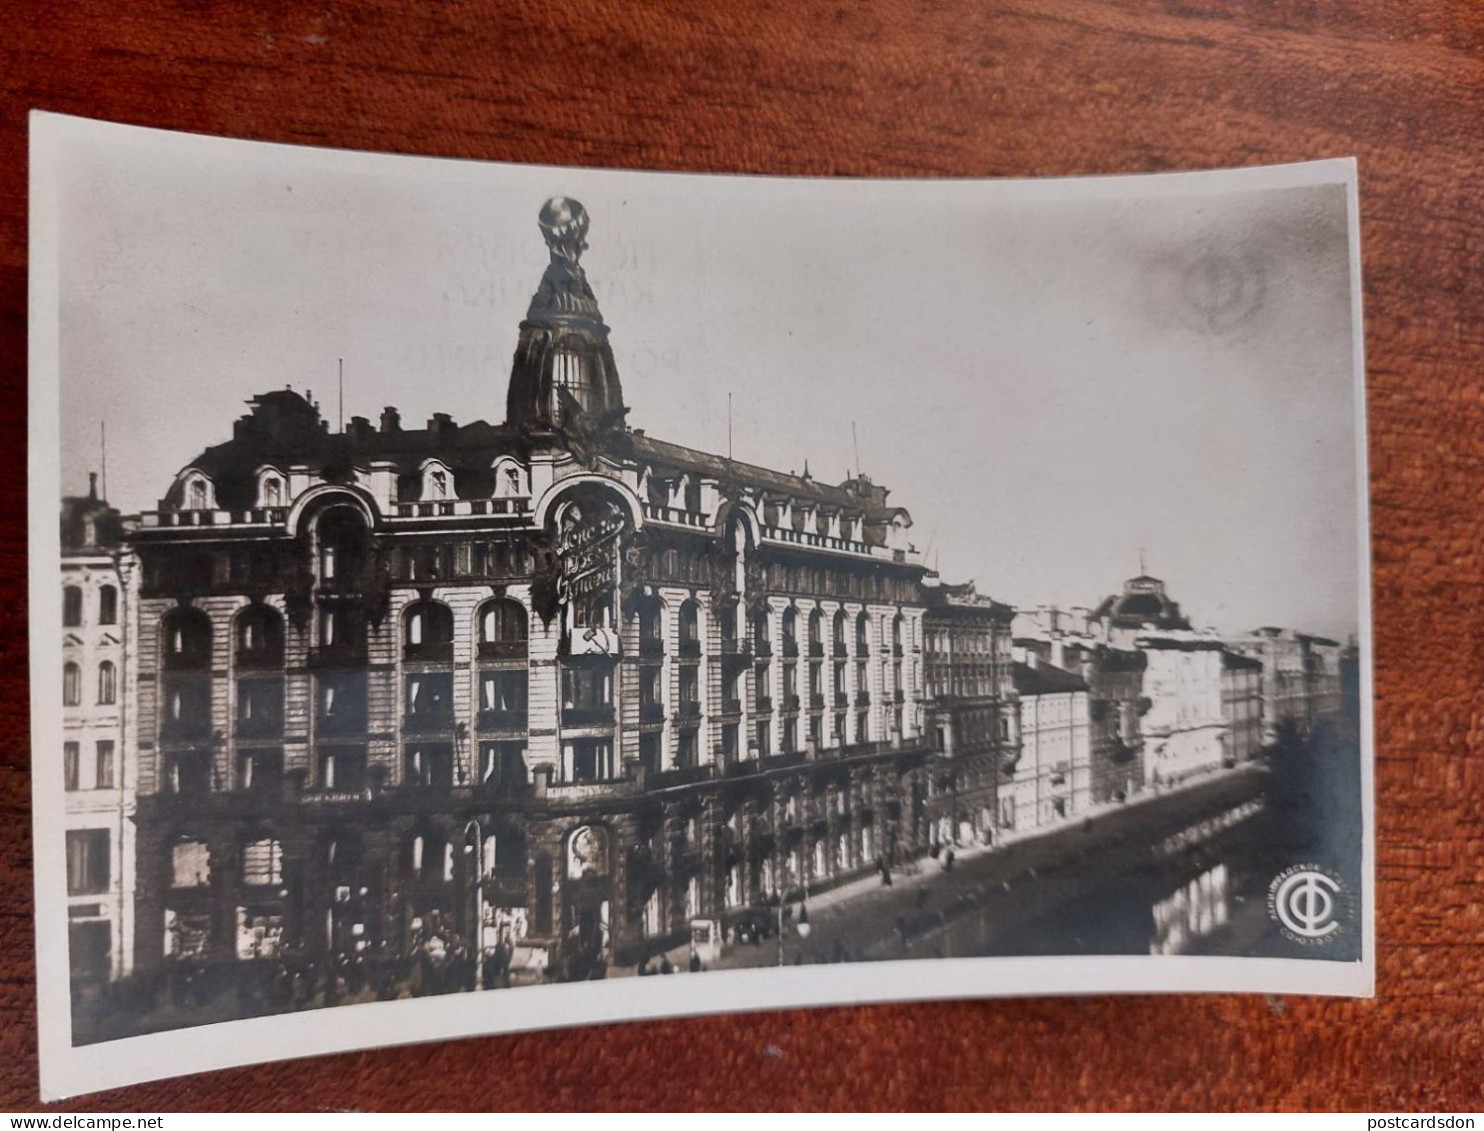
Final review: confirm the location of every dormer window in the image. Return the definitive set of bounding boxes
[263,477,283,507]
[506,468,521,495]
[431,470,448,499]
[188,479,207,511]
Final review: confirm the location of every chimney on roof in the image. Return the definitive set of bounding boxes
[429,412,456,444]
[1050,636,1065,670]
[347,415,374,444]
[1025,651,1039,669]
[380,406,401,434]
[88,472,98,501]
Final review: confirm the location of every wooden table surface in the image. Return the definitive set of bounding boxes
[2,0,1480,1112]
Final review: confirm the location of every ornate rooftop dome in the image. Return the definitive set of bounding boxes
[1090,573,1191,632]
[505,197,626,432]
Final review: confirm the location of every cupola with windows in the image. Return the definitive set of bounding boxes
[505,197,627,433]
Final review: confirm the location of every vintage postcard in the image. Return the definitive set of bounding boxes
[28,113,1373,1098]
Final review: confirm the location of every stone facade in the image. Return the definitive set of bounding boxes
[125,198,949,980]
[61,480,136,985]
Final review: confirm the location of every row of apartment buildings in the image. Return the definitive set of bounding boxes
[58,196,1352,993]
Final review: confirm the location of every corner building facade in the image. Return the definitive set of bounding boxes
[129,198,942,979]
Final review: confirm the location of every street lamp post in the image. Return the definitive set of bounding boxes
[462,819,484,991]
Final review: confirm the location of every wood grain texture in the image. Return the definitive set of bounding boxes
[1,0,1480,1112]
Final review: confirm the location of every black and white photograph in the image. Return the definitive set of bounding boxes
[29,113,1373,1098]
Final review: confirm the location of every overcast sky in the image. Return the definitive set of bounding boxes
[49,121,1363,640]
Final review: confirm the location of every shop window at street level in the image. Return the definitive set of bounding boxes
[241,838,284,887]
[171,840,211,888]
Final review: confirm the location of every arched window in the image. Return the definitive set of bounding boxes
[833,609,847,653]
[781,607,798,656]
[162,608,212,670]
[97,585,118,626]
[893,614,905,654]
[856,611,870,655]
[97,661,117,706]
[316,507,368,587]
[62,586,83,628]
[188,478,208,511]
[263,477,283,507]
[478,599,528,659]
[637,598,664,655]
[808,608,824,654]
[679,600,700,655]
[404,601,454,660]
[752,608,772,654]
[63,662,81,707]
[236,605,285,667]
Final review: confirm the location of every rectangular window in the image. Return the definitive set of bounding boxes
[94,741,115,790]
[639,732,662,771]
[679,666,699,705]
[405,671,454,718]
[316,671,368,735]
[561,666,613,710]
[676,728,698,768]
[66,829,110,895]
[405,742,454,788]
[241,839,284,886]
[480,740,527,787]
[318,745,367,792]
[236,748,284,792]
[565,739,614,783]
[480,670,528,712]
[63,742,80,791]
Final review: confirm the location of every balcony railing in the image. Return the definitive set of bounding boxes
[720,638,750,657]
[809,694,826,710]
[649,763,713,790]
[639,637,665,659]
[477,708,528,732]
[833,642,848,658]
[677,639,702,659]
[856,691,872,706]
[316,711,368,736]
[676,701,702,722]
[781,639,799,658]
[404,710,456,734]
[808,641,824,658]
[235,648,284,671]
[308,644,368,669]
[639,702,665,724]
[834,692,849,709]
[721,697,743,716]
[562,705,615,728]
[782,694,801,712]
[893,689,905,704]
[478,640,528,661]
[893,644,904,657]
[754,640,773,658]
[159,716,213,743]
[754,696,773,714]
[403,642,454,663]
[235,715,284,740]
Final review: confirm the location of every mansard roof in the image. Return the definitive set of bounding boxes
[1011,659,1088,696]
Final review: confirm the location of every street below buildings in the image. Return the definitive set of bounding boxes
[692,725,1362,972]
